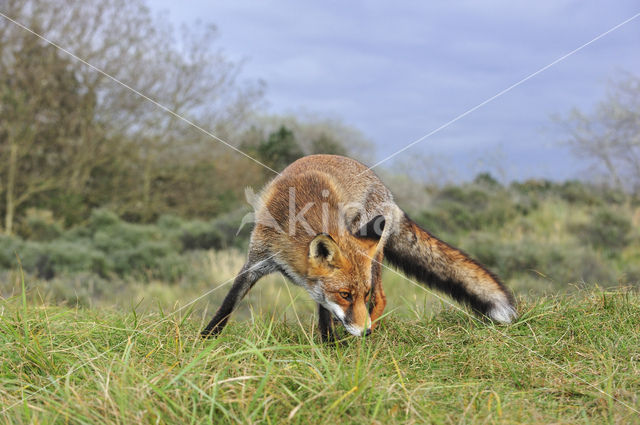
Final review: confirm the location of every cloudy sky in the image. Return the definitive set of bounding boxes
[151,0,640,181]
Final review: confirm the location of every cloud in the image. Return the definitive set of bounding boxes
[152,0,640,180]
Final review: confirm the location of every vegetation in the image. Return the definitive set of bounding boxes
[1,178,637,310]
[1,286,638,424]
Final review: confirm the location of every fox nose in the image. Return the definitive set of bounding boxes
[365,328,371,336]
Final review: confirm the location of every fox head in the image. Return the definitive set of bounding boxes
[305,216,385,336]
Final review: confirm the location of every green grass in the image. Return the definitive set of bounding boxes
[1,286,639,424]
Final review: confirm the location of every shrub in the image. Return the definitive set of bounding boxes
[156,252,189,282]
[180,209,251,251]
[437,186,489,208]
[573,209,632,251]
[473,172,501,188]
[157,214,185,231]
[0,237,48,276]
[16,209,63,241]
[211,209,252,248]
[510,179,554,197]
[88,209,120,230]
[111,241,174,279]
[0,235,24,269]
[417,187,517,234]
[39,241,107,277]
[558,181,602,206]
[465,233,614,287]
[1,210,190,282]
[181,221,225,251]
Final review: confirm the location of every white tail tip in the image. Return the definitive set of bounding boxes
[488,303,518,324]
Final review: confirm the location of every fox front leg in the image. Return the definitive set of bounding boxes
[317,304,336,342]
[368,250,387,330]
[201,257,273,338]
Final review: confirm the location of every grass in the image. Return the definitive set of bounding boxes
[1,283,639,424]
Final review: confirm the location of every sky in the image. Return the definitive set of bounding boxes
[150,0,640,182]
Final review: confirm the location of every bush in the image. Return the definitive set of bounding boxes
[573,209,632,251]
[211,209,252,248]
[88,209,120,230]
[16,209,63,241]
[181,221,224,251]
[180,209,251,251]
[1,179,634,294]
[157,214,185,230]
[111,241,173,278]
[558,181,603,206]
[0,235,24,270]
[1,210,193,282]
[0,237,49,276]
[417,186,517,234]
[465,233,614,287]
[510,179,554,197]
[473,172,502,189]
[416,201,477,234]
[39,241,108,277]
[437,186,489,208]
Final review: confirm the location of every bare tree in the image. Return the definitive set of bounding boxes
[558,73,640,194]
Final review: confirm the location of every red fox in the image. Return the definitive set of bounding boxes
[201,155,517,340]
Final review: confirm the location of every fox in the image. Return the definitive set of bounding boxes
[201,154,517,341]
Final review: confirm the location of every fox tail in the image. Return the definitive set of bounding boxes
[385,212,517,323]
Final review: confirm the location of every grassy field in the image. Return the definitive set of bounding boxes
[1,280,639,424]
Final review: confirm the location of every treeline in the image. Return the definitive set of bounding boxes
[0,0,370,233]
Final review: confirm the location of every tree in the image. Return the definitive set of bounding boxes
[0,35,98,233]
[558,73,640,194]
[310,134,348,156]
[256,126,304,171]
[0,0,264,228]
[246,114,374,163]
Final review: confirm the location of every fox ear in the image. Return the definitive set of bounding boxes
[309,233,341,267]
[355,215,385,240]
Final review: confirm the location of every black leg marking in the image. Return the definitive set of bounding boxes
[201,261,269,338]
[318,304,335,342]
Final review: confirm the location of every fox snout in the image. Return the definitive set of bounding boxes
[322,297,372,337]
[336,306,372,337]
[342,321,372,337]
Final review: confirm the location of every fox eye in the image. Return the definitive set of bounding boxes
[339,291,352,301]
